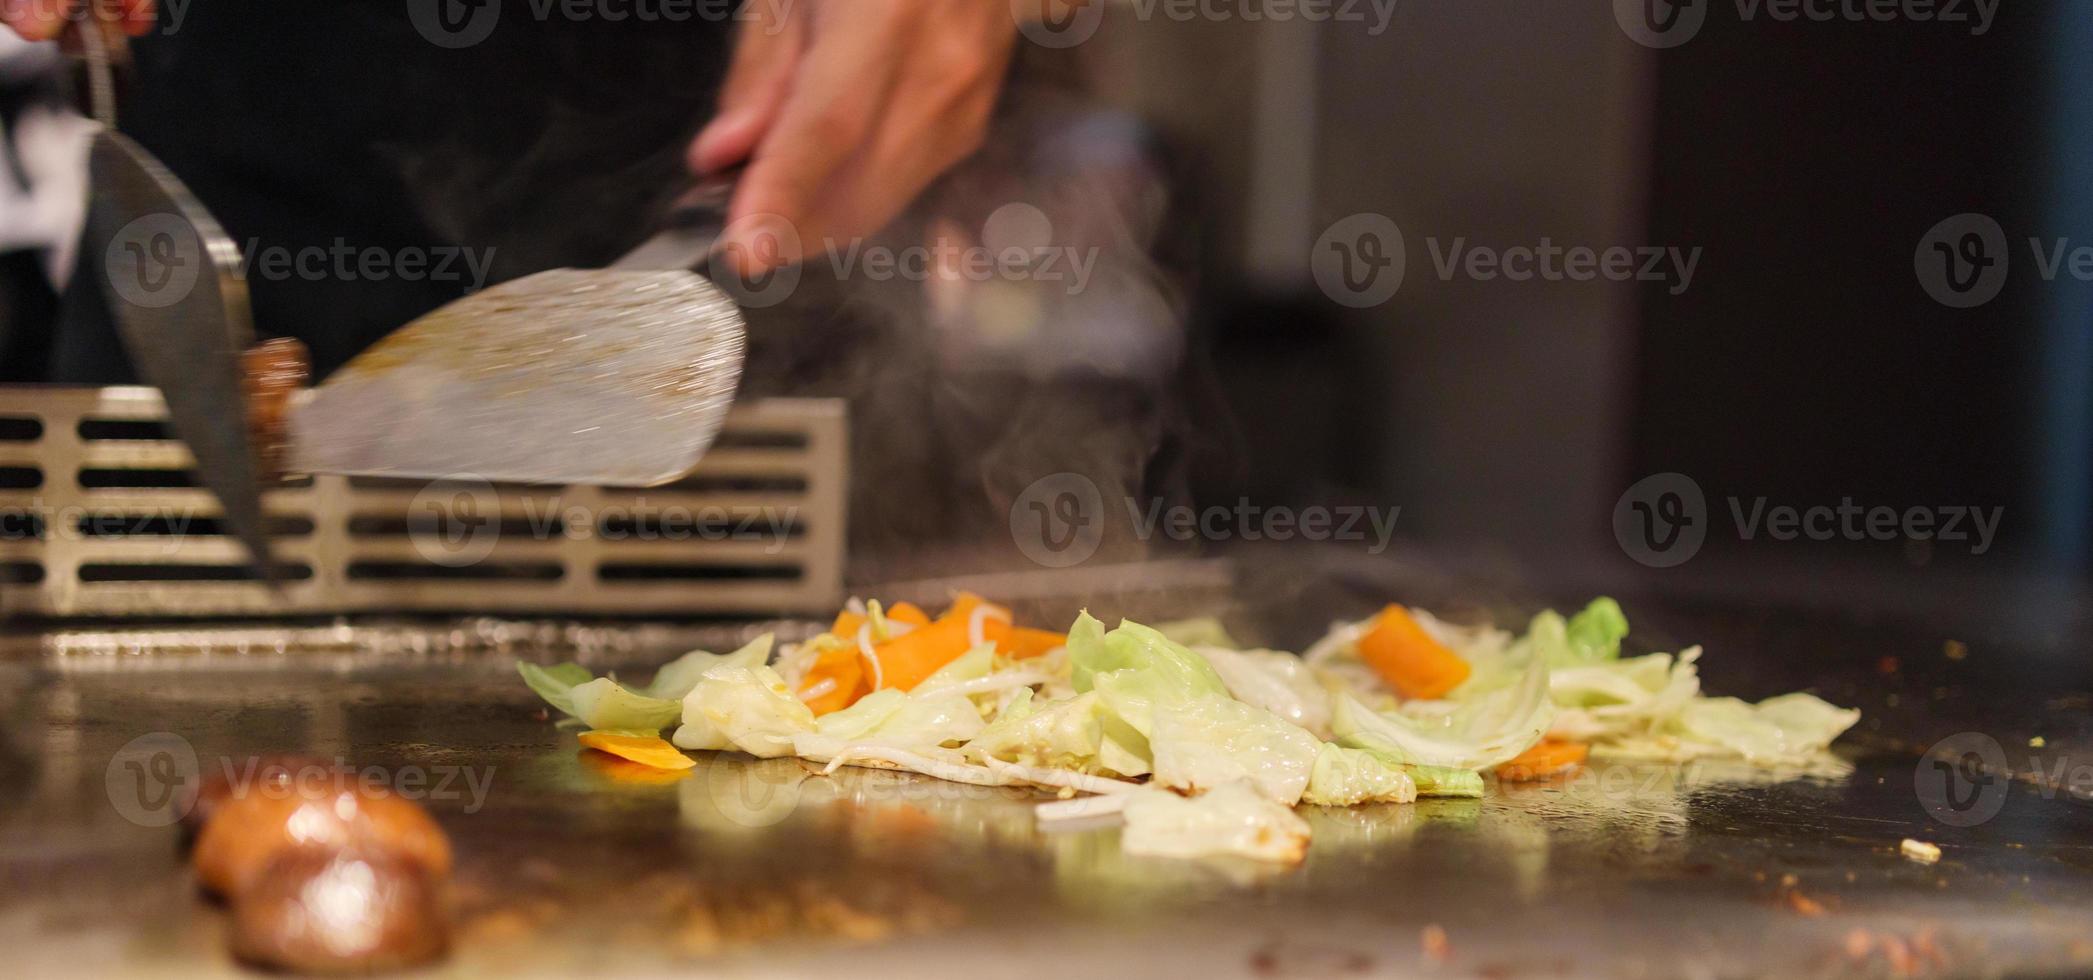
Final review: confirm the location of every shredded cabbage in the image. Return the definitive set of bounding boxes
[644,635,775,700]
[1331,652,1553,770]
[812,687,985,751]
[518,635,776,731]
[672,664,816,758]
[1068,611,1229,700]
[1193,645,1333,738]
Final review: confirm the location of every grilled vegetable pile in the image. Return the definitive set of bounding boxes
[520,595,1859,864]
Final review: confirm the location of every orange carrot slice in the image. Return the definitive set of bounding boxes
[579,751,694,785]
[886,602,932,627]
[1496,739,1588,781]
[799,644,866,715]
[1000,627,1068,660]
[578,731,696,771]
[831,610,867,638]
[867,614,974,692]
[1356,604,1472,700]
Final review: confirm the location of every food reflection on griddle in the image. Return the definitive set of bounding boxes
[185,759,453,974]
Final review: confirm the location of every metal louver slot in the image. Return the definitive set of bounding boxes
[0,387,846,617]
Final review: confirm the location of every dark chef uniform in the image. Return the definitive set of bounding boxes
[47,0,731,380]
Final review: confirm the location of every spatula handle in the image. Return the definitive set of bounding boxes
[612,166,745,273]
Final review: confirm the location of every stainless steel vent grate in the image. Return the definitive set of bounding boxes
[0,387,846,617]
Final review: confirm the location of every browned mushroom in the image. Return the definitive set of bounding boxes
[193,787,453,899]
[229,847,449,975]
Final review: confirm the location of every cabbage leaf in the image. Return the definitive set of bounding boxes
[1147,695,1322,803]
[1302,744,1418,805]
[672,664,816,758]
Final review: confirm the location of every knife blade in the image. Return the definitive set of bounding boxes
[80,26,280,577]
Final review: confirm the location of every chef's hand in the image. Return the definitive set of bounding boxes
[690,0,1021,280]
[0,0,154,40]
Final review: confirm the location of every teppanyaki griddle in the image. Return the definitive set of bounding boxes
[3,557,2090,979]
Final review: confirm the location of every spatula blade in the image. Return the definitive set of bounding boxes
[289,268,746,487]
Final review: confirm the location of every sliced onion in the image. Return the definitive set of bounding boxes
[979,758,1140,796]
[796,677,838,703]
[922,672,1051,697]
[965,602,1013,649]
[856,623,888,691]
[797,740,1140,798]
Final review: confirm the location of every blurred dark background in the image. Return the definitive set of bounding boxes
[1100,0,2091,633]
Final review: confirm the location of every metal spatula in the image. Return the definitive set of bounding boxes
[289,180,749,488]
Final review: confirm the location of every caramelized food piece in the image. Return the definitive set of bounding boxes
[241,337,310,483]
[193,788,453,898]
[229,848,449,975]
